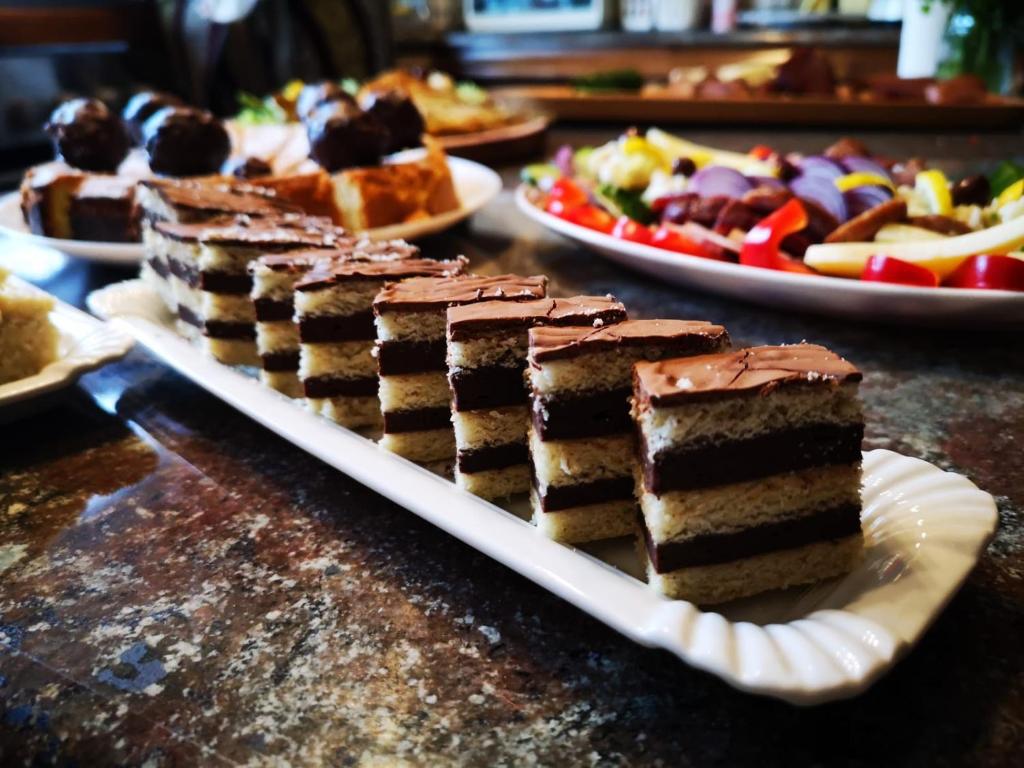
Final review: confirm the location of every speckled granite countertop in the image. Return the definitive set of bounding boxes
[2,128,1023,767]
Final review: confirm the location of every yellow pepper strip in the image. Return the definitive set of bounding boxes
[834,172,895,192]
[997,179,1024,208]
[914,169,953,216]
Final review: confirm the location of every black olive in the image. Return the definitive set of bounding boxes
[45,98,129,172]
[306,100,389,172]
[951,174,991,207]
[359,89,424,153]
[122,91,183,145]
[143,106,231,177]
[671,157,696,177]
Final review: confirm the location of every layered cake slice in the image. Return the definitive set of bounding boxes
[446,296,627,499]
[632,343,864,604]
[294,255,467,426]
[250,239,420,397]
[21,163,139,242]
[527,320,729,544]
[145,216,348,365]
[374,274,548,463]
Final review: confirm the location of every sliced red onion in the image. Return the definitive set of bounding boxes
[747,175,786,190]
[797,156,845,180]
[839,156,892,181]
[554,144,574,177]
[689,166,753,199]
[844,186,893,218]
[790,173,849,222]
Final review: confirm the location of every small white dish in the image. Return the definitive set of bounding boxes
[0,276,134,417]
[0,156,501,264]
[87,278,998,705]
[515,185,1024,327]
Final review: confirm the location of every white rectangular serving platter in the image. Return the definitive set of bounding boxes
[88,279,998,705]
[0,276,134,420]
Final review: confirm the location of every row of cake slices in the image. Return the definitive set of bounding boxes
[137,192,866,606]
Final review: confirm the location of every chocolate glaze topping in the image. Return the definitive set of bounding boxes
[374,274,547,314]
[255,240,420,273]
[447,296,627,341]
[634,344,861,407]
[141,178,302,221]
[295,256,467,292]
[529,319,728,364]
[154,216,346,247]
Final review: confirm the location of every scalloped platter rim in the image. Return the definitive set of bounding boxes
[87,278,998,704]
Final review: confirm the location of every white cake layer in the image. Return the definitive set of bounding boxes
[170,275,201,320]
[140,261,175,313]
[308,394,381,428]
[453,406,528,450]
[296,280,381,319]
[636,382,862,457]
[448,334,527,369]
[642,534,864,604]
[202,292,256,324]
[260,370,302,398]
[299,340,376,380]
[380,428,455,462]
[531,492,636,544]
[251,265,299,302]
[456,464,530,500]
[639,463,862,544]
[376,310,445,342]
[379,371,452,412]
[202,336,259,367]
[529,427,634,489]
[256,319,298,357]
[198,243,263,274]
[137,184,175,222]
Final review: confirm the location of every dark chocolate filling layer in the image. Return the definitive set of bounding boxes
[254,298,293,322]
[147,256,170,278]
[643,422,864,495]
[204,319,256,340]
[451,365,527,411]
[261,350,299,372]
[457,442,529,474]
[537,476,635,512]
[383,407,452,434]
[298,311,375,343]
[641,502,861,573]
[532,388,633,441]
[302,375,378,399]
[377,340,447,376]
[200,271,251,295]
[177,304,201,328]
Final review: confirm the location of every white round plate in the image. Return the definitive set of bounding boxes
[0,158,501,264]
[0,193,144,264]
[515,185,1024,327]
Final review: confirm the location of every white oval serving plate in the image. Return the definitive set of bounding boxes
[515,185,1024,327]
[88,277,999,704]
[0,276,134,419]
[0,156,501,264]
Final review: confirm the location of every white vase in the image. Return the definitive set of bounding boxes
[897,0,952,78]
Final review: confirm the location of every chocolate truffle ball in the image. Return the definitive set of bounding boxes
[296,81,355,123]
[45,98,129,172]
[143,106,231,177]
[223,155,273,180]
[306,100,388,172]
[359,89,425,153]
[122,91,184,145]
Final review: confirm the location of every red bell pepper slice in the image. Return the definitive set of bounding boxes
[749,144,774,161]
[547,177,588,207]
[612,216,653,245]
[944,254,1024,291]
[562,204,615,234]
[739,198,815,274]
[650,225,727,261]
[861,255,939,287]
